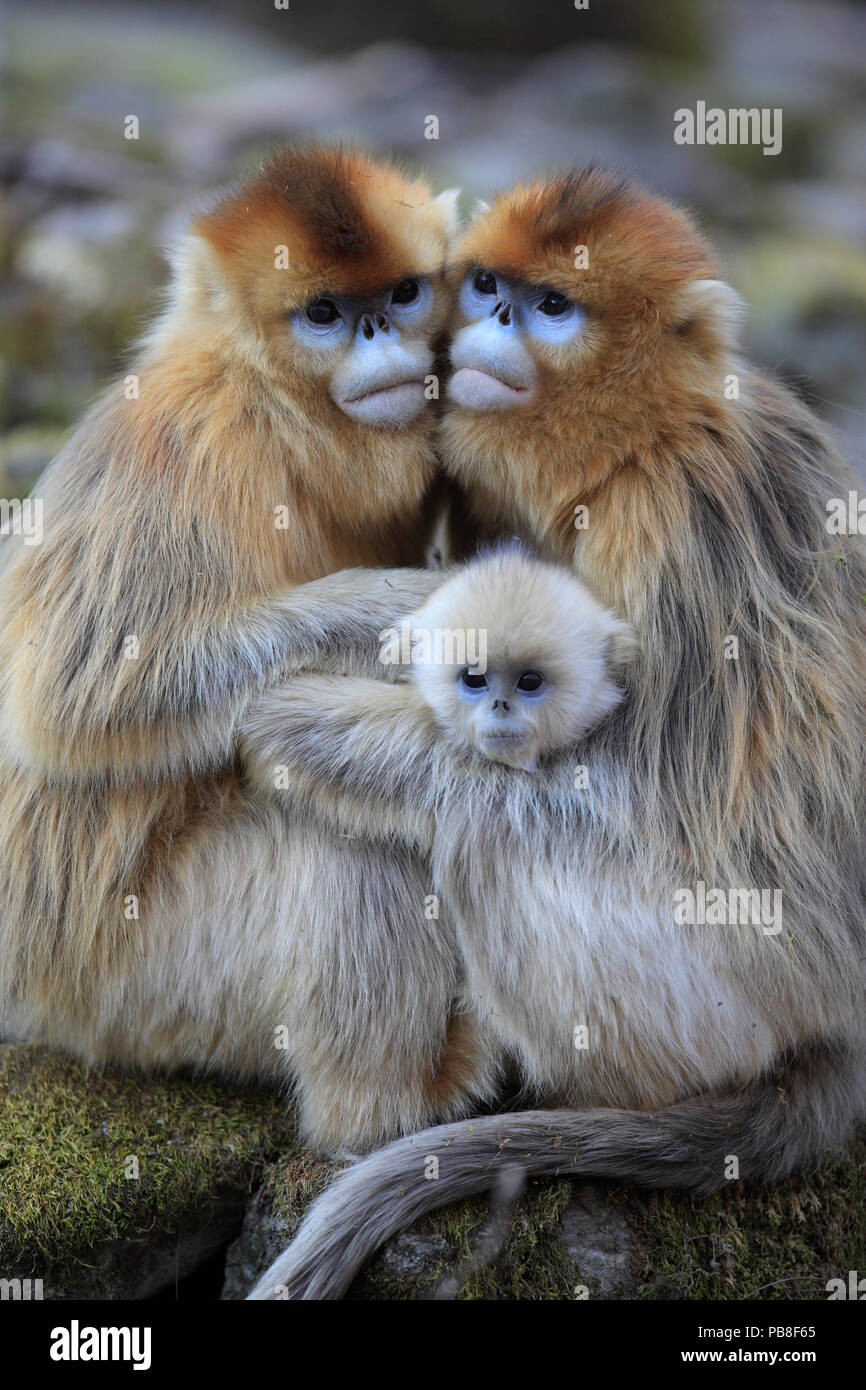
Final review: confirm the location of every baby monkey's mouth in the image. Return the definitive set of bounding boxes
[477,728,537,771]
[478,728,531,756]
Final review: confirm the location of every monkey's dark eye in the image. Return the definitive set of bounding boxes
[538,292,571,317]
[391,278,419,305]
[306,299,340,325]
[516,670,545,693]
[460,670,488,691]
[473,270,497,296]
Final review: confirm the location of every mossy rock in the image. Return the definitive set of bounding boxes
[0,1043,295,1298]
[627,1133,866,1300]
[249,1130,866,1300]
[4,1040,863,1300]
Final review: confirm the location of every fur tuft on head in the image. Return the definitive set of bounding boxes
[191,143,454,306]
[455,164,718,310]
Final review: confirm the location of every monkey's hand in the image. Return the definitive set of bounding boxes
[276,566,443,681]
[239,674,445,847]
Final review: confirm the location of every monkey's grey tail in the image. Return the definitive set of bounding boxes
[247,1043,864,1300]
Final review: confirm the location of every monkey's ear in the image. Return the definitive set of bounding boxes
[432,188,461,239]
[165,232,241,318]
[667,278,745,358]
[606,619,639,671]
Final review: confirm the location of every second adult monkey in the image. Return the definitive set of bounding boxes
[249,167,866,1298]
[0,145,482,1149]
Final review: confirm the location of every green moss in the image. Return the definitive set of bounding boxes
[0,1043,295,1278]
[261,1150,336,1235]
[626,1133,866,1300]
[456,1181,577,1299]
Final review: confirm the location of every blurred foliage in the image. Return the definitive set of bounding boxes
[215,0,703,58]
[2,0,864,498]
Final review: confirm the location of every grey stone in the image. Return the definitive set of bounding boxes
[221,1188,296,1300]
[556,1184,636,1298]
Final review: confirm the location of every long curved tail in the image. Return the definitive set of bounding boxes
[247,1043,865,1300]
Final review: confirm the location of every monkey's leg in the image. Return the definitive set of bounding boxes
[65,795,494,1152]
[268,823,480,1151]
[278,825,500,1151]
[238,679,505,1143]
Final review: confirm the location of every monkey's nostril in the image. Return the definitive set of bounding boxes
[498,302,512,326]
[489,301,503,319]
[361,313,375,341]
[375,312,389,332]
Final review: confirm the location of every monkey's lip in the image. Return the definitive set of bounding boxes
[344,377,424,405]
[338,379,426,427]
[448,366,535,411]
[478,730,536,770]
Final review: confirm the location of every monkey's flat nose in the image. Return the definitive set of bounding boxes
[360,311,390,340]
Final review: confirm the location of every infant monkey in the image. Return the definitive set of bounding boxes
[241,548,634,1140]
[241,548,636,1291]
[405,547,636,770]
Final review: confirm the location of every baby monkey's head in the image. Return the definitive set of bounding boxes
[408,549,636,771]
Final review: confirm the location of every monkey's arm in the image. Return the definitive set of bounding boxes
[1,561,438,781]
[240,675,468,848]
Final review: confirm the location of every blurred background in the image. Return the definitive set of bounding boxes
[1,0,865,495]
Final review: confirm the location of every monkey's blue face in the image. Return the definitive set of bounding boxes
[449,269,585,410]
[290,277,437,428]
[457,662,550,769]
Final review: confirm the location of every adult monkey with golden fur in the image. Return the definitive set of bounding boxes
[248,168,866,1299]
[0,145,492,1150]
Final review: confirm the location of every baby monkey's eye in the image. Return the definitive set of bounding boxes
[537,292,571,317]
[460,670,489,691]
[473,269,498,296]
[306,299,341,325]
[516,670,545,692]
[391,278,419,305]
